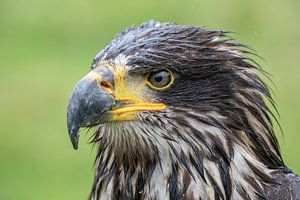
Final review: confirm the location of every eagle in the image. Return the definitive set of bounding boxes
[67,21,300,200]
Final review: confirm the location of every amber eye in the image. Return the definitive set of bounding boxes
[146,70,174,90]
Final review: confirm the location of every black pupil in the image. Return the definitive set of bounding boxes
[154,75,163,82]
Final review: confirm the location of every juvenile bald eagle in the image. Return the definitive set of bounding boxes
[67,21,300,199]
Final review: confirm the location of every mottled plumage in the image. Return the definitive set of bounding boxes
[67,21,300,200]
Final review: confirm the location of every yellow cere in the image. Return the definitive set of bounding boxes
[97,64,167,121]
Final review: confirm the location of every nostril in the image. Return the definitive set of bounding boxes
[100,81,113,91]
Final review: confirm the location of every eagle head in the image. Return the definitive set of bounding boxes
[66,21,286,199]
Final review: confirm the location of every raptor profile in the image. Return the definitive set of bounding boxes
[67,21,300,199]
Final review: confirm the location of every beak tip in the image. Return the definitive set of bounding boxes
[71,140,79,150]
[68,127,80,150]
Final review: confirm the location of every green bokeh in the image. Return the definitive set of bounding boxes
[1,0,299,199]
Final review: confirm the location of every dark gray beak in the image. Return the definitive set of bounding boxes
[67,67,115,149]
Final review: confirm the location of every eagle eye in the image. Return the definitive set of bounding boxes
[146,69,174,90]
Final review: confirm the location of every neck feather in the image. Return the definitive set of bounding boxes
[89,106,283,200]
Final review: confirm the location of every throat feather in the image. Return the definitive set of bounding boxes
[89,110,279,200]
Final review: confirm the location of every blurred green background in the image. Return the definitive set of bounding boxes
[0,0,299,199]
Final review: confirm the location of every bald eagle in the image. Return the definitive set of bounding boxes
[67,21,300,199]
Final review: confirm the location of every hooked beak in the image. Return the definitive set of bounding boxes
[67,66,115,149]
[67,65,167,150]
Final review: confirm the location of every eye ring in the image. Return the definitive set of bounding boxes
[145,69,174,90]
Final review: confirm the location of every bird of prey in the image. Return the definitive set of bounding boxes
[67,21,300,200]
